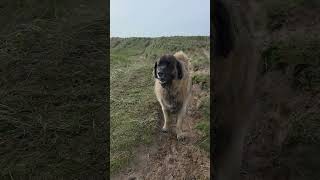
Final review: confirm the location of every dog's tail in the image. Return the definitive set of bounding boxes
[174,51,190,69]
[174,51,189,63]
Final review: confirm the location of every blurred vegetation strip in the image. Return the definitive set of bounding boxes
[261,35,320,91]
[0,0,107,179]
[264,0,320,31]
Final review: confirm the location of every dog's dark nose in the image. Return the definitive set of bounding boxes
[158,72,164,78]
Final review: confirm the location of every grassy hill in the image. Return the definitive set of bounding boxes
[110,36,210,175]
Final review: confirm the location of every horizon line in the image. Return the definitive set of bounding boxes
[110,35,210,38]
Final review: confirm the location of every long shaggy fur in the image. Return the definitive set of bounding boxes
[154,51,192,140]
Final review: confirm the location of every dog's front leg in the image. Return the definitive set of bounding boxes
[161,107,170,132]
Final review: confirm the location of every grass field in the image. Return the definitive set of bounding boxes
[0,1,107,178]
[110,36,210,175]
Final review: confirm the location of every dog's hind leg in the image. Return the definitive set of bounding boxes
[176,107,186,140]
[176,98,190,140]
[176,93,191,140]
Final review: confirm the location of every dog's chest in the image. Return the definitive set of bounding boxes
[161,89,182,113]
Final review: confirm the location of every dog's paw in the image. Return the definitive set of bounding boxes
[177,133,187,142]
[161,127,168,133]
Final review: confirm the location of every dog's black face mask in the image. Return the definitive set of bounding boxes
[154,55,183,88]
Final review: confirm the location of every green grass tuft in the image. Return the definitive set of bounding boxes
[195,95,210,152]
[262,36,320,71]
[192,74,210,90]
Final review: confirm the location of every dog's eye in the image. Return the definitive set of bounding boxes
[158,65,167,70]
[159,62,167,67]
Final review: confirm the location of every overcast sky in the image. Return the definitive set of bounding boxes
[110,0,210,37]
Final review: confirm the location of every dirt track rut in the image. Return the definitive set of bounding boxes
[112,83,210,180]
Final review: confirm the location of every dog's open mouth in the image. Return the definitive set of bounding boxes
[158,78,167,84]
[159,80,167,84]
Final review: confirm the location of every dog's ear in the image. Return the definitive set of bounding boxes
[176,61,183,79]
[154,61,158,79]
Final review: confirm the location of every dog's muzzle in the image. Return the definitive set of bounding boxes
[159,79,167,84]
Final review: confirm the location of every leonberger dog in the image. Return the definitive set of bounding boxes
[154,51,192,140]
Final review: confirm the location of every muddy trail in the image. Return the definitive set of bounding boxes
[112,69,210,180]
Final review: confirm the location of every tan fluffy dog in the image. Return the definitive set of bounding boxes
[154,51,192,140]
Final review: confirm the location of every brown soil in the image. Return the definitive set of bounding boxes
[111,84,210,180]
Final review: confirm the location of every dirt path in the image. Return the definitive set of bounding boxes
[111,82,210,180]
